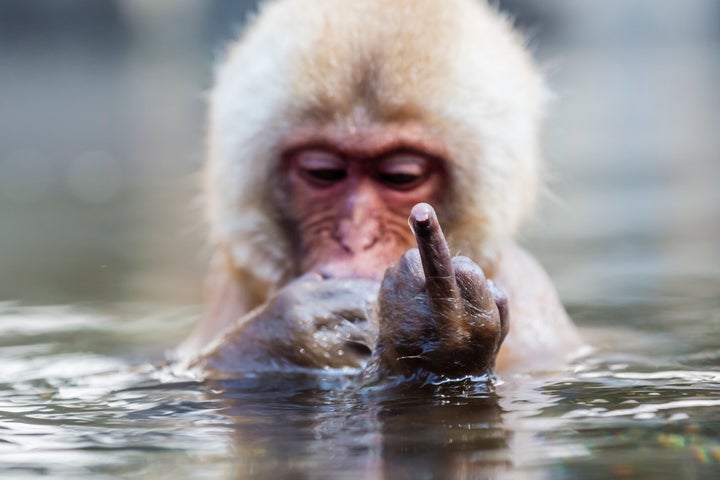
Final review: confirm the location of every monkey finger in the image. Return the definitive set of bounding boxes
[395,248,426,287]
[380,250,424,304]
[452,256,488,308]
[488,280,510,344]
[409,203,460,315]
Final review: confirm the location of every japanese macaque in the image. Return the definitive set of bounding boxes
[180,0,584,382]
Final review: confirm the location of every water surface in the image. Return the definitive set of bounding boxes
[1,289,718,478]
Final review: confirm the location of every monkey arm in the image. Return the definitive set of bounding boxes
[190,277,378,376]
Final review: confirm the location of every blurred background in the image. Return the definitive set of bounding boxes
[1,0,718,307]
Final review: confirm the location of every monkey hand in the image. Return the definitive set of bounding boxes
[195,277,378,375]
[365,203,509,384]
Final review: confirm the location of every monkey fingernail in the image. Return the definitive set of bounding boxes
[410,202,433,226]
[409,203,438,238]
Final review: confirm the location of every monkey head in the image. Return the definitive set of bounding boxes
[204,0,547,308]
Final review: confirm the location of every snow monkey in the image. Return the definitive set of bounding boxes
[181,0,584,383]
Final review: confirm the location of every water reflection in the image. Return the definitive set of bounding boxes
[202,376,507,478]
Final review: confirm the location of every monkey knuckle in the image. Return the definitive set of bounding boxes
[453,257,485,281]
[385,258,424,293]
[451,255,476,267]
[402,247,422,264]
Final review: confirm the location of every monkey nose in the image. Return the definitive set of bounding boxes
[335,218,381,253]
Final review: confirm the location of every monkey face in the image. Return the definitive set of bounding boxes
[279,130,448,280]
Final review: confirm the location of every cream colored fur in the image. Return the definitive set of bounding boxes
[205,0,546,318]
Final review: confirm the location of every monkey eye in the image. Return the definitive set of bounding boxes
[293,149,347,187]
[375,153,430,190]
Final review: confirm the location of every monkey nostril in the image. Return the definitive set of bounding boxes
[334,218,382,253]
[360,233,378,250]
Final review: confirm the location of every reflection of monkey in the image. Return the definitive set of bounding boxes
[207,377,508,478]
[180,0,584,381]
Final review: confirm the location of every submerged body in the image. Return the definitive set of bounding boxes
[181,0,584,381]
